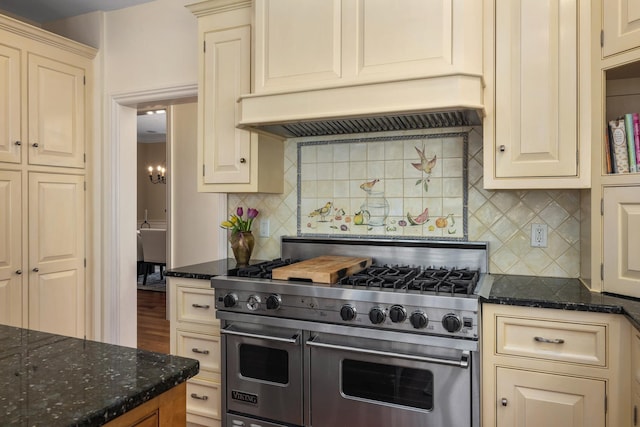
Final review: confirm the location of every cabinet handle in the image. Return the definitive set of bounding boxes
[32,267,39,272]
[16,269,22,275]
[190,393,209,401]
[191,348,210,355]
[240,157,246,163]
[534,336,564,344]
[501,398,508,407]
[15,141,21,146]
[32,143,39,148]
[191,303,210,309]
[499,145,506,152]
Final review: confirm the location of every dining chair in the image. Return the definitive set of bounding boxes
[139,228,167,286]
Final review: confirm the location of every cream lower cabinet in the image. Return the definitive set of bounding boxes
[0,171,85,337]
[169,277,221,427]
[482,304,630,427]
[0,170,22,327]
[483,0,591,188]
[188,0,283,194]
[632,329,640,426]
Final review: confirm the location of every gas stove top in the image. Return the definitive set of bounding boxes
[213,237,491,340]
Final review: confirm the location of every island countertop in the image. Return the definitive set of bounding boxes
[0,325,199,426]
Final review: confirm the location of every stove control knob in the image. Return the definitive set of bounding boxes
[246,295,262,311]
[223,293,238,308]
[409,311,429,329]
[369,307,386,324]
[340,304,357,321]
[442,313,462,333]
[266,294,282,310]
[389,305,407,323]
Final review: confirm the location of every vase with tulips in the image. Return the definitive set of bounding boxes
[221,207,259,266]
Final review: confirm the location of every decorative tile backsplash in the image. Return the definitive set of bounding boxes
[298,133,467,239]
[228,129,582,278]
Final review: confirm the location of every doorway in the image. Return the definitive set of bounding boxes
[136,105,169,353]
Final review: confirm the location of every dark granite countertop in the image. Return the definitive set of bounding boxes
[484,274,640,330]
[165,258,268,280]
[0,325,199,426]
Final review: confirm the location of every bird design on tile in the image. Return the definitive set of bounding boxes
[308,201,333,222]
[359,178,380,193]
[411,146,437,192]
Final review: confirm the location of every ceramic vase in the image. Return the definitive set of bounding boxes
[230,231,255,266]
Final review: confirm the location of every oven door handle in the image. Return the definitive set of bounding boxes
[305,335,469,368]
[221,326,299,344]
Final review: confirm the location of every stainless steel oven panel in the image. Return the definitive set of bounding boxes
[223,321,304,426]
[226,413,290,427]
[307,332,473,427]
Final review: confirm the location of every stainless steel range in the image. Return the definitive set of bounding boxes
[212,237,491,427]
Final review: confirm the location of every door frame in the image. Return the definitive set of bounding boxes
[100,84,226,346]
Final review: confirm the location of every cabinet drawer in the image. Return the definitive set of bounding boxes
[177,286,218,326]
[496,316,606,366]
[187,377,221,422]
[176,330,221,374]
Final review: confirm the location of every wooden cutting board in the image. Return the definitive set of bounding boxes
[272,255,372,284]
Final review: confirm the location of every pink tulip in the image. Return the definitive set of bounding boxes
[236,207,244,217]
[248,208,259,219]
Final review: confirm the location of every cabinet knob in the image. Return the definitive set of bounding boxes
[32,267,39,272]
[15,141,21,146]
[32,143,39,148]
[499,145,506,152]
[15,269,22,275]
[240,157,246,163]
[501,398,508,407]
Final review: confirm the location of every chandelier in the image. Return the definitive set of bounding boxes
[148,165,166,184]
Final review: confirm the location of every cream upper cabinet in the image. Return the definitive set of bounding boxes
[27,54,86,169]
[189,0,284,193]
[482,304,630,427]
[483,0,591,189]
[254,0,482,93]
[28,172,85,338]
[602,186,640,297]
[0,170,23,328]
[581,3,640,295]
[0,44,21,164]
[602,0,640,57]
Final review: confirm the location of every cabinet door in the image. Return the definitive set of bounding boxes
[633,330,640,426]
[0,45,21,164]
[27,54,85,168]
[492,0,578,179]
[496,367,605,427]
[603,0,640,57]
[254,0,342,92]
[28,172,85,337]
[0,170,22,327]
[201,26,250,185]
[603,186,640,297]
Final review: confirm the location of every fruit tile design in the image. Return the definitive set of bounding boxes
[298,132,468,239]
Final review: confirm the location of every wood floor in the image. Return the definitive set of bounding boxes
[137,289,170,354]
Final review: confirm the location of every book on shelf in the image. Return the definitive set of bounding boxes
[608,118,630,173]
[633,113,640,171]
[624,114,637,172]
[604,127,613,174]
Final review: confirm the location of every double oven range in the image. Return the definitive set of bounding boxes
[212,237,491,427]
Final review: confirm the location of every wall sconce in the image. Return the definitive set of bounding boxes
[148,165,166,184]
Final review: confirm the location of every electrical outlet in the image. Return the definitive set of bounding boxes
[259,219,270,238]
[530,223,548,248]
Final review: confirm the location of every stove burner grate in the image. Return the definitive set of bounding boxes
[339,265,479,295]
[235,258,296,279]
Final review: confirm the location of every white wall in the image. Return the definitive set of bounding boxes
[43,0,216,346]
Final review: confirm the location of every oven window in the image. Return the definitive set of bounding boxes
[239,344,289,384]
[342,359,433,410]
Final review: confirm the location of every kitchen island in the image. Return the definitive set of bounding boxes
[0,324,199,426]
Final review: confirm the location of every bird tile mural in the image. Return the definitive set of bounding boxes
[298,132,468,240]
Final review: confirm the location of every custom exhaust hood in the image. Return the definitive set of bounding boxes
[237,74,485,139]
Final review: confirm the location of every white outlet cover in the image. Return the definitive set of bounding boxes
[530,223,548,248]
[259,219,270,237]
